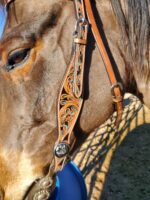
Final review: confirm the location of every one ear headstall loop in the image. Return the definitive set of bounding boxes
[54,0,88,173]
[84,0,123,127]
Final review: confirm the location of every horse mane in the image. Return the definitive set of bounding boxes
[111,0,150,83]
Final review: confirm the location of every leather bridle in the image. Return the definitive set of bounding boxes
[3,0,123,199]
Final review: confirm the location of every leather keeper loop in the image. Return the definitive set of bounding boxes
[112,96,123,103]
[74,38,87,45]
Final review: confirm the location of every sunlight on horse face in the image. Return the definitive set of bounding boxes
[0,0,75,199]
[0,0,149,199]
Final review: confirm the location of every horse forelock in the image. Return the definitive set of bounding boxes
[1,0,66,39]
[111,0,150,84]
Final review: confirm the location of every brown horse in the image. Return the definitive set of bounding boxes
[0,0,149,199]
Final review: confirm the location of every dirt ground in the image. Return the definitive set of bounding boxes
[73,94,150,200]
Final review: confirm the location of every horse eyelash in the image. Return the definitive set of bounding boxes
[6,48,31,71]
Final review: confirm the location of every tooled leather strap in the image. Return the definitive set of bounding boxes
[84,0,123,126]
[54,0,88,172]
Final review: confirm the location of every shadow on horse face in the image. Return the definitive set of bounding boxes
[0,0,149,199]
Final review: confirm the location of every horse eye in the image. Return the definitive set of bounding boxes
[6,48,31,71]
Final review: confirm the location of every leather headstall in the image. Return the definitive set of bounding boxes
[12,0,123,199]
[54,0,124,176]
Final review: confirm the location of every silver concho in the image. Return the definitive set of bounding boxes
[33,190,49,200]
[54,142,70,158]
[39,177,53,189]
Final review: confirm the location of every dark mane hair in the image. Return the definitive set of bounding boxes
[111,0,149,83]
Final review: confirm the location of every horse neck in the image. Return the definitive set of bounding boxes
[109,0,150,101]
[96,0,149,99]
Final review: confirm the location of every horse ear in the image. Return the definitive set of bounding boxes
[1,0,12,6]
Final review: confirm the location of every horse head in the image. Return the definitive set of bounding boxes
[0,0,77,199]
[0,0,149,199]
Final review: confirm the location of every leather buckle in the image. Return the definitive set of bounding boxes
[112,95,123,103]
[74,38,87,45]
[75,17,89,28]
[74,17,89,37]
[111,82,123,102]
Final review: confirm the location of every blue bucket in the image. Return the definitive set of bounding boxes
[50,161,87,200]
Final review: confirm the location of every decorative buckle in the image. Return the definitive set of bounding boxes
[74,17,89,37]
[33,190,49,200]
[39,177,53,189]
[75,17,89,30]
